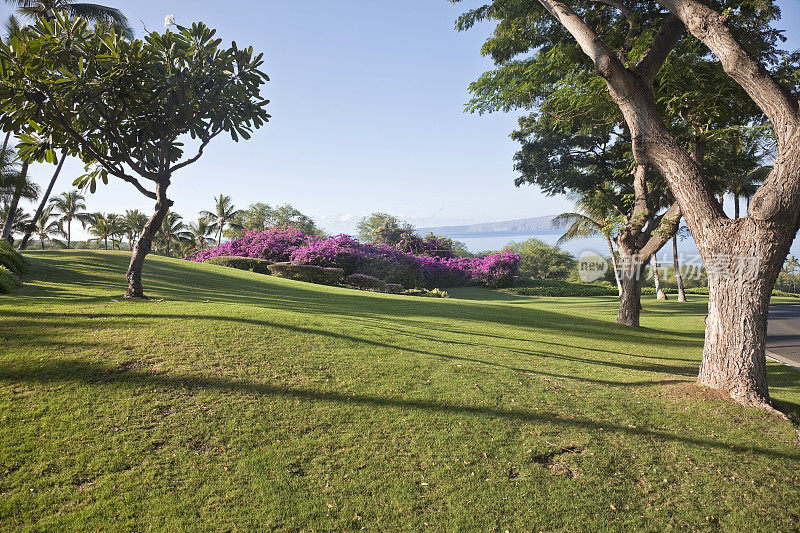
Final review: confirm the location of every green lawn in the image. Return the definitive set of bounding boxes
[2,250,799,531]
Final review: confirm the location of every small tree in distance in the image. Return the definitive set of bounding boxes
[0,16,270,297]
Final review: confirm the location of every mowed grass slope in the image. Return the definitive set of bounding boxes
[2,251,800,531]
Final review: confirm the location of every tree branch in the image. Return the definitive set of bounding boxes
[169,130,222,173]
[113,172,157,200]
[639,201,681,260]
[537,0,627,81]
[656,0,799,144]
[634,14,684,85]
[536,0,726,243]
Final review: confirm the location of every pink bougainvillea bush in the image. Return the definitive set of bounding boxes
[186,227,519,288]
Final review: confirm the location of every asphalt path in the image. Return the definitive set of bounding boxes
[767,304,800,370]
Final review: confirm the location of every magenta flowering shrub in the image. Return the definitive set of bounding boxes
[189,227,308,263]
[186,228,520,288]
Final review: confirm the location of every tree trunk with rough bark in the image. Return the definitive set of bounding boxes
[19,154,66,250]
[696,216,796,407]
[125,180,173,298]
[652,255,668,300]
[616,248,645,326]
[672,235,686,302]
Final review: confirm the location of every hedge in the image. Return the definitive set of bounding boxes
[267,262,344,285]
[204,256,272,275]
[0,265,19,294]
[0,240,25,275]
[344,273,388,291]
[507,280,619,297]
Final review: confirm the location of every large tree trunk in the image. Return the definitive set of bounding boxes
[1,161,29,240]
[616,252,645,326]
[125,181,173,298]
[652,255,668,300]
[695,219,794,406]
[19,153,66,250]
[672,235,686,302]
[734,195,740,220]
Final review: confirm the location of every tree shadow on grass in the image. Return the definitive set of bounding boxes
[0,358,795,461]
[1,310,698,385]
[16,253,706,353]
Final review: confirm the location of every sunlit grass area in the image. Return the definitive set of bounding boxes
[2,251,799,530]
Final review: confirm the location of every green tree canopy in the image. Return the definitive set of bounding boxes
[0,15,270,296]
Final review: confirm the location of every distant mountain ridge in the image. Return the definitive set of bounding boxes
[417,215,560,238]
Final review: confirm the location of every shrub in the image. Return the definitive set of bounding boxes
[189,227,308,263]
[204,256,272,275]
[503,238,575,280]
[405,287,449,298]
[186,228,519,289]
[0,265,19,294]
[0,240,25,275]
[344,273,387,291]
[385,283,405,294]
[506,280,619,297]
[267,262,344,285]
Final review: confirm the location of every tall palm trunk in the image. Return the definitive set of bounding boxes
[1,160,29,240]
[66,218,71,249]
[672,235,686,302]
[652,254,668,300]
[605,236,622,296]
[19,153,66,249]
[734,194,740,220]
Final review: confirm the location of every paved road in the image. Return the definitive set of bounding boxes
[767,304,800,369]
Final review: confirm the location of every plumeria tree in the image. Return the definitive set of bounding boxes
[0,16,270,297]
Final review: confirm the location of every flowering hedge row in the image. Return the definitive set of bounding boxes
[187,227,519,288]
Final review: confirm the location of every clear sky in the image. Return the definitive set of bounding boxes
[4,1,800,239]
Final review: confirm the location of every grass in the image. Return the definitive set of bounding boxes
[1,250,800,531]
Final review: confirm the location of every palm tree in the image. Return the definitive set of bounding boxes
[19,150,67,249]
[187,218,215,251]
[650,254,668,300]
[200,195,243,245]
[1,153,39,241]
[155,211,191,257]
[554,199,624,296]
[122,209,148,250]
[88,212,121,250]
[672,226,689,302]
[0,204,31,238]
[49,190,91,249]
[728,166,771,219]
[4,1,133,37]
[784,255,800,293]
[34,208,62,249]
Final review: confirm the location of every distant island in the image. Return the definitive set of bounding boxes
[418,215,560,239]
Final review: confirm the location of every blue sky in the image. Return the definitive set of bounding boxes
[4,1,800,239]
